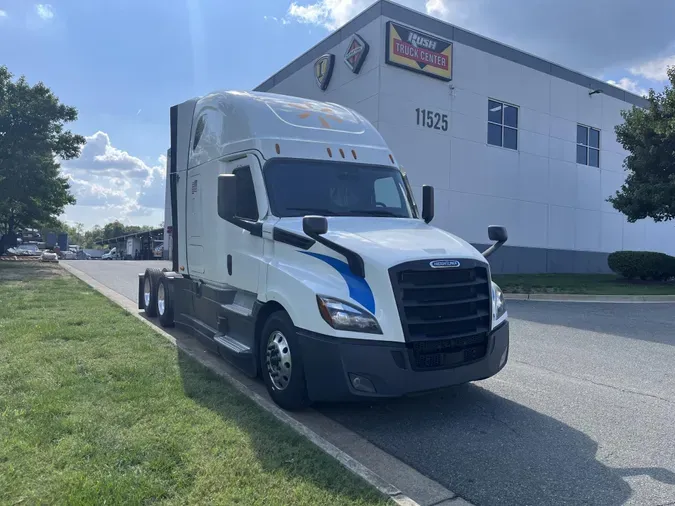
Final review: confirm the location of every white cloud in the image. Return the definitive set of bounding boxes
[287,0,373,30]
[64,131,158,179]
[63,172,130,207]
[35,4,54,20]
[137,156,167,210]
[60,132,166,228]
[264,15,290,25]
[629,54,675,82]
[424,0,448,18]
[0,10,8,18]
[424,0,469,23]
[606,78,649,97]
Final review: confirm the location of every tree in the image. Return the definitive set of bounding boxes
[608,67,675,222]
[0,66,85,237]
[102,221,127,241]
[83,225,104,248]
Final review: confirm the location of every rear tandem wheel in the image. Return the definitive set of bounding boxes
[142,268,164,317]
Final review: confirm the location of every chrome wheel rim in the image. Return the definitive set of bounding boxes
[157,282,165,315]
[266,330,292,391]
[143,277,151,308]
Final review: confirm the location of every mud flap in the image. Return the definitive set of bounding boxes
[138,273,145,310]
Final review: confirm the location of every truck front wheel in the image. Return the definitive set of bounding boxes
[259,311,310,411]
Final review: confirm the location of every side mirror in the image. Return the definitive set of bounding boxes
[483,225,508,259]
[303,215,328,236]
[217,174,237,221]
[422,185,434,224]
[488,225,508,243]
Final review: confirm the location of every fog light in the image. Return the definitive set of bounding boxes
[349,374,376,393]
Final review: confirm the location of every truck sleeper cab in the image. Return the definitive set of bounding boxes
[139,91,509,410]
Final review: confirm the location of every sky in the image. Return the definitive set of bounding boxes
[0,0,673,230]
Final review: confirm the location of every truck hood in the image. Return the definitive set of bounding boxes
[275,217,486,269]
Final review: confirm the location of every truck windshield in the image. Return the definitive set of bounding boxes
[264,160,416,218]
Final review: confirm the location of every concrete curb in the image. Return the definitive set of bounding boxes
[60,262,472,506]
[505,293,675,303]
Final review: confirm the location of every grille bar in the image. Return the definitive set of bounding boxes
[406,309,490,326]
[402,294,489,307]
[398,278,487,289]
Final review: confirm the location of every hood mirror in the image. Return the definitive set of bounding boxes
[483,225,508,259]
[422,185,434,224]
[303,216,328,236]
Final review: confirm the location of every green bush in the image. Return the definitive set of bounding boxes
[607,251,675,280]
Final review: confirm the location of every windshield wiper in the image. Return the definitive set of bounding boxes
[349,209,404,217]
[286,207,340,216]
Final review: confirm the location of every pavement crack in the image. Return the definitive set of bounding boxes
[514,360,674,406]
[476,402,521,437]
[490,412,521,437]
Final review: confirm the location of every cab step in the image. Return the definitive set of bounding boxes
[214,334,250,354]
[214,333,256,377]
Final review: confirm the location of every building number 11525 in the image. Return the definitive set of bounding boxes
[415,108,448,132]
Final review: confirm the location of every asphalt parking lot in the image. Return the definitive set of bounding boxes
[65,260,675,506]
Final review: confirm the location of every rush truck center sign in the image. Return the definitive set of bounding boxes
[385,21,453,81]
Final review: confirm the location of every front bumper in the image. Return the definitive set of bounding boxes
[297,321,509,402]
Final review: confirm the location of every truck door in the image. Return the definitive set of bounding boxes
[187,170,205,274]
[223,154,266,296]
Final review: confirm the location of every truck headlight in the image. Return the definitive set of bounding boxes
[316,295,382,334]
[492,281,506,322]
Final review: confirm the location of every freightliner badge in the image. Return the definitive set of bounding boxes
[385,21,453,81]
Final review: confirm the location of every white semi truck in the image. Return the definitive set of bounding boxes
[139,91,510,410]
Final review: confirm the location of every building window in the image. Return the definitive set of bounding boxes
[487,99,518,150]
[577,125,600,167]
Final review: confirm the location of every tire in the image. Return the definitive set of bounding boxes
[143,268,163,317]
[259,311,310,411]
[156,276,175,328]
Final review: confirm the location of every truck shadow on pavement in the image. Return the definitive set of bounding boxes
[145,314,674,506]
[509,301,675,346]
[317,384,675,506]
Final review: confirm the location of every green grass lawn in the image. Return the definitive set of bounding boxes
[493,273,675,295]
[0,262,388,506]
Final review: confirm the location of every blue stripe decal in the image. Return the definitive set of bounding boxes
[301,251,375,314]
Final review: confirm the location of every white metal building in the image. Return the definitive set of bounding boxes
[251,0,673,273]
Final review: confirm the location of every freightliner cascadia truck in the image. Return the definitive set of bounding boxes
[139,91,510,410]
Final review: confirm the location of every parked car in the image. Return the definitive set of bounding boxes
[40,251,58,263]
[7,245,40,256]
[102,247,117,260]
[84,249,104,259]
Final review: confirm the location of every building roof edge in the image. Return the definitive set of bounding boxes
[254,0,649,109]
